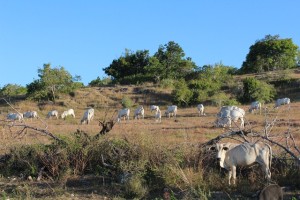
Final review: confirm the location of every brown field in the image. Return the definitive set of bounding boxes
[0,85,300,199]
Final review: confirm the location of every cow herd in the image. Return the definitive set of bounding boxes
[5,108,96,125]
[4,97,290,128]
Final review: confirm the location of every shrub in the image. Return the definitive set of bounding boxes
[121,96,133,108]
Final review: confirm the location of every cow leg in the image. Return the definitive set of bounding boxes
[240,118,244,128]
[228,170,232,185]
[232,166,237,185]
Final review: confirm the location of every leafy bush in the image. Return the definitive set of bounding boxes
[241,77,276,103]
[121,96,133,108]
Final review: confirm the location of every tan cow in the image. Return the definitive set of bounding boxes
[210,142,272,185]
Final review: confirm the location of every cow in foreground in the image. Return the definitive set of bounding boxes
[81,108,94,124]
[197,104,205,116]
[165,105,177,118]
[7,113,23,121]
[210,142,272,185]
[249,101,262,114]
[23,111,38,120]
[117,108,130,122]
[47,110,58,119]
[274,97,290,108]
[61,109,75,119]
[216,106,245,128]
[258,184,283,200]
[134,106,144,119]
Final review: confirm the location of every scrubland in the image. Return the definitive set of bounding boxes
[0,85,300,199]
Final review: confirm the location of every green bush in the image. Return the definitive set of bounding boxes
[121,96,133,108]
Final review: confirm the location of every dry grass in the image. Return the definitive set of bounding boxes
[1,85,300,199]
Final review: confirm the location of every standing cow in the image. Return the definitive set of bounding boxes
[47,110,59,119]
[165,105,177,118]
[197,104,205,116]
[216,106,245,128]
[7,113,23,122]
[150,105,160,113]
[210,142,272,185]
[81,108,94,124]
[274,97,290,108]
[61,109,75,119]
[249,101,262,114]
[117,108,130,122]
[134,106,145,119]
[23,111,38,120]
[155,109,162,123]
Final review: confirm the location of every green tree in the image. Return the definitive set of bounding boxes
[103,49,152,84]
[153,41,197,80]
[0,84,27,98]
[240,35,299,73]
[172,79,193,106]
[88,76,112,87]
[241,77,276,103]
[27,63,81,102]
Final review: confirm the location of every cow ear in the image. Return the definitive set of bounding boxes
[223,147,229,151]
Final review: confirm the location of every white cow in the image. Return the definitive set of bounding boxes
[165,105,177,118]
[197,104,205,116]
[274,97,290,108]
[7,113,23,121]
[134,106,144,119]
[81,108,94,124]
[249,101,262,114]
[211,142,272,185]
[155,109,162,123]
[117,108,130,122]
[23,111,38,119]
[47,110,59,119]
[216,106,245,128]
[61,109,75,119]
[150,105,160,113]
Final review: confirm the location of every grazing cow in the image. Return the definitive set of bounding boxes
[259,184,283,200]
[165,105,177,118]
[7,113,23,121]
[61,109,75,119]
[216,106,245,128]
[274,98,290,108]
[81,108,94,124]
[155,109,162,123]
[117,108,130,122]
[150,105,159,113]
[23,111,38,119]
[47,110,59,119]
[197,104,205,116]
[249,101,262,114]
[211,142,272,185]
[134,106,144,119]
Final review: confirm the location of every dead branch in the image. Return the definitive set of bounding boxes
[12,124,64,142]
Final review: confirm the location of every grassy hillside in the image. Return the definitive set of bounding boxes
[0,70,300,199]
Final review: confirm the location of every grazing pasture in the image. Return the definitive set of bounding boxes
[0,86,300,199]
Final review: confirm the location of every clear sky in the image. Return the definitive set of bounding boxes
[1,1,299,87]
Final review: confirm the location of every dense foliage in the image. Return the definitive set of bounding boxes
[240,35,299,73]
[103,41,197,84]
[26,63,83,102]
[240,77,276,103]
[0,84,27,98]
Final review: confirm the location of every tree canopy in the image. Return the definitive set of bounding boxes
[27,63,82,102]
[240,35,299,73]
[103,41,197,84]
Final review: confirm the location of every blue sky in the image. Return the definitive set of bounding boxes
[1,1,299,87]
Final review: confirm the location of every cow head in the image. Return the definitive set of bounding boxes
[210,143,230,168]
